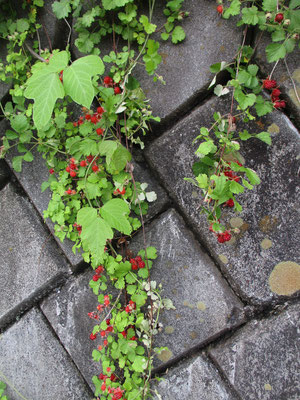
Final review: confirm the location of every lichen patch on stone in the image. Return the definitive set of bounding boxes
[269,261,300,295]
[260,238,273,250]
[197,301,206,311]
[157,349,173,362]
[267,123,280,134]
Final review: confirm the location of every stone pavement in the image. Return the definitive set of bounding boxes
[0,1,299,399]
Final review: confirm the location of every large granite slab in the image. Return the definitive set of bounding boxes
[209,302,300,400]
[146,95,300,305]
[155,353,238,400]
[0,307,92,400]
[0,183,68,329]
[130,209,244,369]
[254,32,300,128]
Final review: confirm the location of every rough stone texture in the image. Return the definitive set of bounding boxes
[155,353,237,400]
[0,159,10,189]
[130,209,244,368]
[0,183,68,328]
[41,269,103,390]
[0,307,92,400]
[254,33,300,128]
[209,302,300,400]
[146,95,300,305]
[71,0,242,130]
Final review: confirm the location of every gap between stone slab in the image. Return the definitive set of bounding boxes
[37,304,95,398]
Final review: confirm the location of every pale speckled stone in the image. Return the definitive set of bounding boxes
[209,302,300,400]
[154,353,237,400]
[130,209,244,367]
[146,95,300,305]
[0,183,68,328]
[0,308,92,400]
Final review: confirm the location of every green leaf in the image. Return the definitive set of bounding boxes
[12,156,23,172]
[247,64,259,76]
[255,95,273,116]
[171,26,186,44]
[245,168,261,185]
[284,38,296,54]
[16,19,29,33]
[209,61,227,74]
[139,15,156,34]
[239,130,252,140]
[290,0,300,9]
[262,0,277,11]
[196,141,217,156]
[100,198,132,235]
[256,132,272,145]
[77,207,113,262]
[234,89,256,110]
[242,6,259,25]
[230,181,244,194]
[161,32,169,40]
[196,173,208,188]
[266,42,286,63]
[10,114,29,133]
[110,145,132,171]
[63,55,104,108]
[223,0,240,19]
[52,0,71,19]
[99,140,118,164]
[23,151,34,162]
[271,30,286,42]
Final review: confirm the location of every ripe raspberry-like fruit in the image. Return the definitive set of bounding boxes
[274,101,282,109]
[103,339,108,346]
[49,168,54,174]
[216,5,223,14]
[100,330,106,337]
[73,121,78,127]
[91,115,98,124]
[70,170,77,178]
[70,163,77,170]
[271,89,281,98]
[92,164,99,172]
[263,79,277,89]
[104,76,113,86]
[66,166,70,173]
[80,160,87,167]
[92,274,100,281]
[275,13,284,23]
[96,128,104,136]
[85,114,91,120]
[225,199,234,207]
[223,231,232,242]
[90,333,97,340]
[114,86,121,94]
[97,106,104,114]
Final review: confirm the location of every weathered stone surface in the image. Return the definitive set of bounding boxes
[254,33,300,127]
[0,183,68,328]
[155,353,237,400]
[0,159,10,189]
[146,95,300,305]
[41,269,102,389]
[0,307,92,399]
[209,302,300,400]
[130,209,244,367]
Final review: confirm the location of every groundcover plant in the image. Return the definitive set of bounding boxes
[0,0,299,399]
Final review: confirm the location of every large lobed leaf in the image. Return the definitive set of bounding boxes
[100,198,132,235]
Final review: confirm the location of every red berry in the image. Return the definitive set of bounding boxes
[223,231,232,242]
[274,101,282,109]
[87,155,94,163]
[103,339,108,346]
[70,170,77,178]
[92,274,100,281]
[66,189,72,195]
[66,166,70,173]
[90,333,97,340]
[271,89,281,97]
[275,13,284,23]
[104,76,113,86]
[49,168,54,174]
[114,86,121,94]
[69,163,77,170]
[279,100,286,108]
[92,164,99,172]
[97,106,104,114]
[80,160,87,167]
[91,115,98,124]
[216,5,223,14]
[138,261,145,269]
[73,121,78,127]
[101,383,106,391]
[78,119,84,126]
[96,265,104,274]
[263,79,277,90]
[100,330,106,337]
[225,199,234,207]
[96,128,104,136]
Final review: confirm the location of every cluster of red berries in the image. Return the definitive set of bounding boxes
[217,230,232,243]
[92,265,105,281]
[130,256,145,270]
[99,377,125,400]
[223,161,242,183]
[120,325,136,341]
[125,300,136,313]
[263,78,286,109]
[103,75,122,95]
[73,222,82,235]
[113,187,126,196]
[224,198,234,207]
[73,106,105,133]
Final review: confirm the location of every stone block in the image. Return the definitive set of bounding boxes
[0,159,10,189]
[155,353,237,400]
[41,269,103,390]
[146,94,300,305]
[0,183,68,329]
[254,33,300,128]
[209,302,300,400]
[130,209,244,368]
[71,0,242,130]
[0,308,92,399]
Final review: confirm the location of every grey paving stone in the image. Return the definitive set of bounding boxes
[154,353,237,400]
[71,0,242,129]
[0,307,92,400]
[0,183,68,328]
[41,269,102,389]
[146,94,300,305]
[209,302,300,400]
[130,209,245,367]
[254,32,300,127]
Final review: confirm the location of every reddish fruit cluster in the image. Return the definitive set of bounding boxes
[113,187,126,196]
[125,300,136,313]
[65,188,76,195]
[263,79,286,109]
[216,5,223,14]
[217,230,232,243]
[72,106,105,131]
[274,13,284,23]
[49,168,54,174]
[225,198,234,207]
[66,157,78,178]
[73,223,82,235]
[223,161,241,182]
[92,265,104,281]
[130,256,145,270]
[103,75,122,95]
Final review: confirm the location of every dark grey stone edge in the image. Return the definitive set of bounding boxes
[0,272,68,332]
